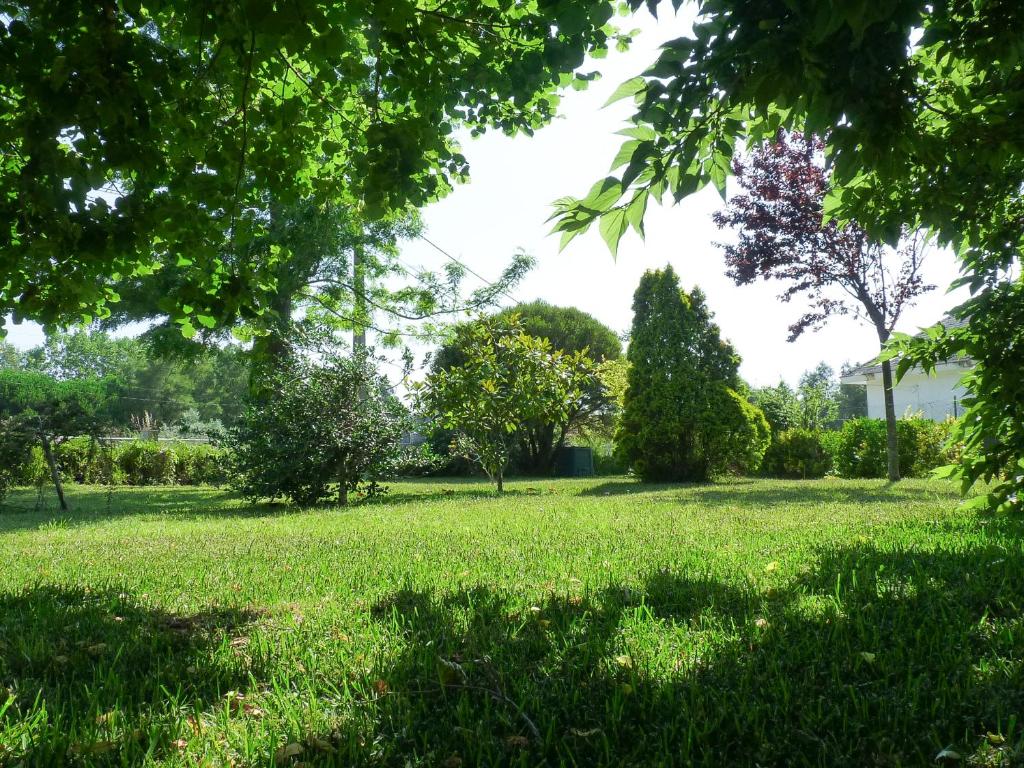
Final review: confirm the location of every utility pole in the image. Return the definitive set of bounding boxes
[352,242,367,356]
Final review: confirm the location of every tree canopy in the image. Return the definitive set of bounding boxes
[1,1,622,331]
[714,132,932,343]
[431,300,621,372]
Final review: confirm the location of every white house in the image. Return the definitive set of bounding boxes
[840,318,974,422]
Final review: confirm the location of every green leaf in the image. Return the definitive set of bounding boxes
[625,190,649,237]
[709,155,729,200]
[610,140,640,171]
[603,76,646,107]
[598,208,628,258]
[559,227,585,252]
[617,126,657,141]
[580,176,625,213]
[931,463,960,480]
[621,142,654,188]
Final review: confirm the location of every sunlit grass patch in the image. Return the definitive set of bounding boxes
[0,477,1021,766]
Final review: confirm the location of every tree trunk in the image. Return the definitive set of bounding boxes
[352,243,367,355]
[880,357,901,482]
[40,434,68,511]
[549,423,569,476]
[338,456,349,505]
[496,471,504,493]
[249,288,294,396]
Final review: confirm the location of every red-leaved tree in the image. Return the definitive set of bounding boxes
[713,131,933,481]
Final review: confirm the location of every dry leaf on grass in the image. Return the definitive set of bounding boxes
[274,742,304,765]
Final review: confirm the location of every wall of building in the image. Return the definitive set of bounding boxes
[860,362,971,421]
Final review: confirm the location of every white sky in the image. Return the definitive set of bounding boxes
[4,8,967,388]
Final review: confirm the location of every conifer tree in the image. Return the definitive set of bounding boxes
[615,266,768,481]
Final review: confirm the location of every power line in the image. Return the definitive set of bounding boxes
[417,235,520,306]
[395,255,430,277]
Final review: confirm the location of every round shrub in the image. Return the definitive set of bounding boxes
[762,428,834,478]
[716,388,771,475]
[229,355,409,506]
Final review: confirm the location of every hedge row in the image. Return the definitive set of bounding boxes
[761,418,958,479]
[13,437,229,487]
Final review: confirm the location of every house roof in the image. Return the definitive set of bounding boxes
[840,316,974,381]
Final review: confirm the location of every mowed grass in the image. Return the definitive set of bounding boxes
[0,478,1022,767]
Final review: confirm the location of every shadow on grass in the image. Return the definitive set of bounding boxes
[0,481,558,531]
[368,485,557,508]
[0,586,269,765]
[577,479,712,496]
[579,478,953,507]
[0,486,311,533]
[342,538,1024,766]
[689,480,950,507]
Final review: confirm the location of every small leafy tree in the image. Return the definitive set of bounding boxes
[751,363,844,438]
[0,370,111,509]
[712,132,933,481]
[0,341,22,370]
[229,356,407,506]
[615,267,768,481]
[419,316,595,492]
[430,301,621,474]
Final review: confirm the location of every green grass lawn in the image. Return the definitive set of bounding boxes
[0,477,1021,767]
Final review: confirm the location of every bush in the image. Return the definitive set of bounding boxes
[832,417,952,478]
[593,450,627,476]
[0,417,34,504]
[0,435,230,491]
[761,429,834,479]
[53,436,119,484]
[391,445,443,477]
[230,355,408,505]
[17,446,50,487]
[711,388,771,475]
[172,442,229,485]
[115,441,177,485]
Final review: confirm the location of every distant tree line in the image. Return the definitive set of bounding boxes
[0,330,248,435]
